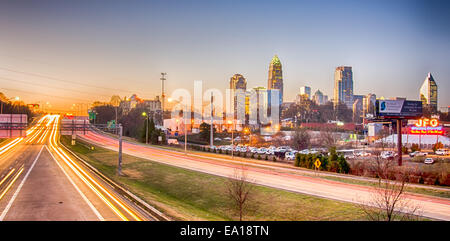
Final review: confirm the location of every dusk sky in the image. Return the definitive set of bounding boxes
[0,0,449,111]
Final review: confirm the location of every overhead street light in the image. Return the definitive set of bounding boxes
[142,112,149,144]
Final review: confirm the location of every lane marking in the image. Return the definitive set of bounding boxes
[0,145,44,220]
[49,117,131,220]
[45,145,104,221]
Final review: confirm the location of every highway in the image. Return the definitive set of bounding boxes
[80,131,450,221]
[0,115,158,221]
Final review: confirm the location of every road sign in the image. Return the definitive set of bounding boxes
[314,159,321,169]
[107,120,116,129]
[88,111,96,120]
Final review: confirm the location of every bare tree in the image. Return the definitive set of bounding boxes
[226,166,253,221]
[290,128,310,151]
[359,153,421,221]
[319,127,337,149]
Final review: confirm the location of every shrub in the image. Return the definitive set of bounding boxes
[402,146,408,154]
[319,156,329,171]
[419,176,424,184]
[434,178,440,186]
[411,143,420,152]
[433,142,443,153]
[294,154,301,167]
[337,155,350,174]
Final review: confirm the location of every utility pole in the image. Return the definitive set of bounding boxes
[145,115,149,144]
[115,107,118,134]
[397,119,402,166]
[184,120,187,154]
[229,120,234,159]
[161,72,167,117]
[118,124,123,176]
[210,92,214,148]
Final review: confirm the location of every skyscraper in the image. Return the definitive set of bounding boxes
[363,93,376,116]
[333,66,353,109]
[299,86,311,99]
[229,74,247,119]
[312,89,324,105]
[268,55,283,104]
[230,74,247,90]
[420,72,438,112]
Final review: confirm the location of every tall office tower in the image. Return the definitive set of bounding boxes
[229,74,247,118]
[333,66,354,109]
[268,55,283,104]
[299,86,311,99]
[420,72,438,112]
[352,95,364,118]
[312,89,324,105]
[352,98,363,123]
[362,93,376,116]
[230,74,247,90]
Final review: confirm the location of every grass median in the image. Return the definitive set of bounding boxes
[97,132,450,199]
[62,136,372,221]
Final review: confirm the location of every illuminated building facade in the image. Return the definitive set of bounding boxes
[420,72,438,112]
[268,55,283,104]
[334,66,353,108]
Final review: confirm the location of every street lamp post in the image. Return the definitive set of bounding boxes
[184,120,187,154]
[228,120,234,159]
[142,112,149,144]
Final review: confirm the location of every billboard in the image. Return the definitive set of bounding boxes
[376,100,422,119]
[0,114,28,138]
[407,118,444,135]
[60,116,90,135]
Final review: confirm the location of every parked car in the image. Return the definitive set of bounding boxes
[435,149,449,156]
[285,152,296,160]
[265,149,275,155]
[299,149,309,154]
[277,146,290,153]
[223,137,232,141]
[239,146,248,153]
[410,151,427,157]
[257,148,267,154]
[344,154,355,159]
[381,151,394,159]
[167,139,179,145]
[424,157,435,164]
[250,147,258,153]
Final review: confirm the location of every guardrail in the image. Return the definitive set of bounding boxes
[60,140,171,221]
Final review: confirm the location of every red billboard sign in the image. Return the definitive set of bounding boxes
[408,118,444,135]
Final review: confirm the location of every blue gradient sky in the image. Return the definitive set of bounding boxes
[0,0,449,111]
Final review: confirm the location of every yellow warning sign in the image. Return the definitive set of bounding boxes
[314,159,321,169]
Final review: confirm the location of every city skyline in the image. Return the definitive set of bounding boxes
[0,0,449,112]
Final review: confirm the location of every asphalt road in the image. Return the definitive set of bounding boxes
[80,131,450,221]
[0,115,155,221]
